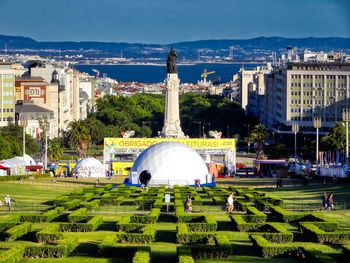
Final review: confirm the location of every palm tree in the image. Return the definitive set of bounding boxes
[67,120,91,159]
[249,124,269,159]
[47,138,64,163]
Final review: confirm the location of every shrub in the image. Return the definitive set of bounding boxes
[245,206,267,222]
[24,236,78,258]
[59,215,103,232]
[81,199,100,211]
[269,206,306,222]
[299,222,350,244]
[68,208,88,223]
[62,199,81,210]
[0,246,24,263]
[20,207,64,223]
[178,247,195,263]
[52,196,69,206]
[81,192,94,202]
[0,215,20,231]
[130,208,160,224]
[117,224,156,243]
[176,223,214,244]
[231,215,264,232]
[250,234,297,258]
[4,223,32,241]
[132,250,151,263]
[36,224,63,244]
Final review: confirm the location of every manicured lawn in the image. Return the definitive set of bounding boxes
[0,177,348,262]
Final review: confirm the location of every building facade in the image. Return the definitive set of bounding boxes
[261,62,350,132]
[0,63,26,127]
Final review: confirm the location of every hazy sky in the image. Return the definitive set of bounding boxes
[0,0,349,43]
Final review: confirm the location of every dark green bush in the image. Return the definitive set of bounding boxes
[303,248,338,263]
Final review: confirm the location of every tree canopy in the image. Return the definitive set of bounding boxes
[0,125,39,160]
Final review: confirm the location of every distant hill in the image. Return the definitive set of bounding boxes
[1,35,349,61]
[1,35,349,51]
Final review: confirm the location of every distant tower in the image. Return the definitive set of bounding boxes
[229,46,234,60]
[161,48,185,138]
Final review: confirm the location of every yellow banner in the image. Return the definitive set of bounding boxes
[104,138,235,150]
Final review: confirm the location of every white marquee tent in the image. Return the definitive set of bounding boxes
[73,158,106,178]
[129,142,211,186]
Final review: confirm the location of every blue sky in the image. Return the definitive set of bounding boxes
[0,0,349,43]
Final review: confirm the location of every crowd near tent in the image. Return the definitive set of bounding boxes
[129,142,212,186]
[73,158,106,178]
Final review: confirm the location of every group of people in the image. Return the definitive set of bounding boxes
[322,192,335,211]
[276,178,283,188]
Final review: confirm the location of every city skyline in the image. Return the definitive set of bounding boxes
[0,0,349,44]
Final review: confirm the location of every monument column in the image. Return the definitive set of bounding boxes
[161,48,184,138]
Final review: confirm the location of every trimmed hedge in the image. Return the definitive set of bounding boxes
[0,215,20,231]
[178,247,195,263]
[20,207,64,223]
[130,208,160,224]
[132,250,151,263]
[62,199,81,210]
[187,215,217,232]
[4,223,32,241]
[176,223,214,244]
[53,196,69,206]
[0,173,50,182]
[250,234,297,258]
[269,206,306,222]
[59,215,103,232]
[299,222,350,244]
[189,233,233,259]
[81,199,100,211]
[117,224,156,243]
[231,215,264,232]
[24,236,78,258]
[68,208,88,223]
[0,246,24,263]
[36,224,63,244]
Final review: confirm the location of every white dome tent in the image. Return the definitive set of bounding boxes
[129,142,211,186]
[73,158,106,178]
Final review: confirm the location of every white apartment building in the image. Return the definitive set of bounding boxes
[234,63,272,110]
[261,62,350,132]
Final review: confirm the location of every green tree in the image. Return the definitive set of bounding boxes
[0,124,39,158]
[47,138,64,163]
[249,124,269,159]
[321,122,347,151]
[0,134,12,159]
[67,120,91,159]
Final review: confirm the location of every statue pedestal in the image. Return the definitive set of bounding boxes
[161,73,185,138]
